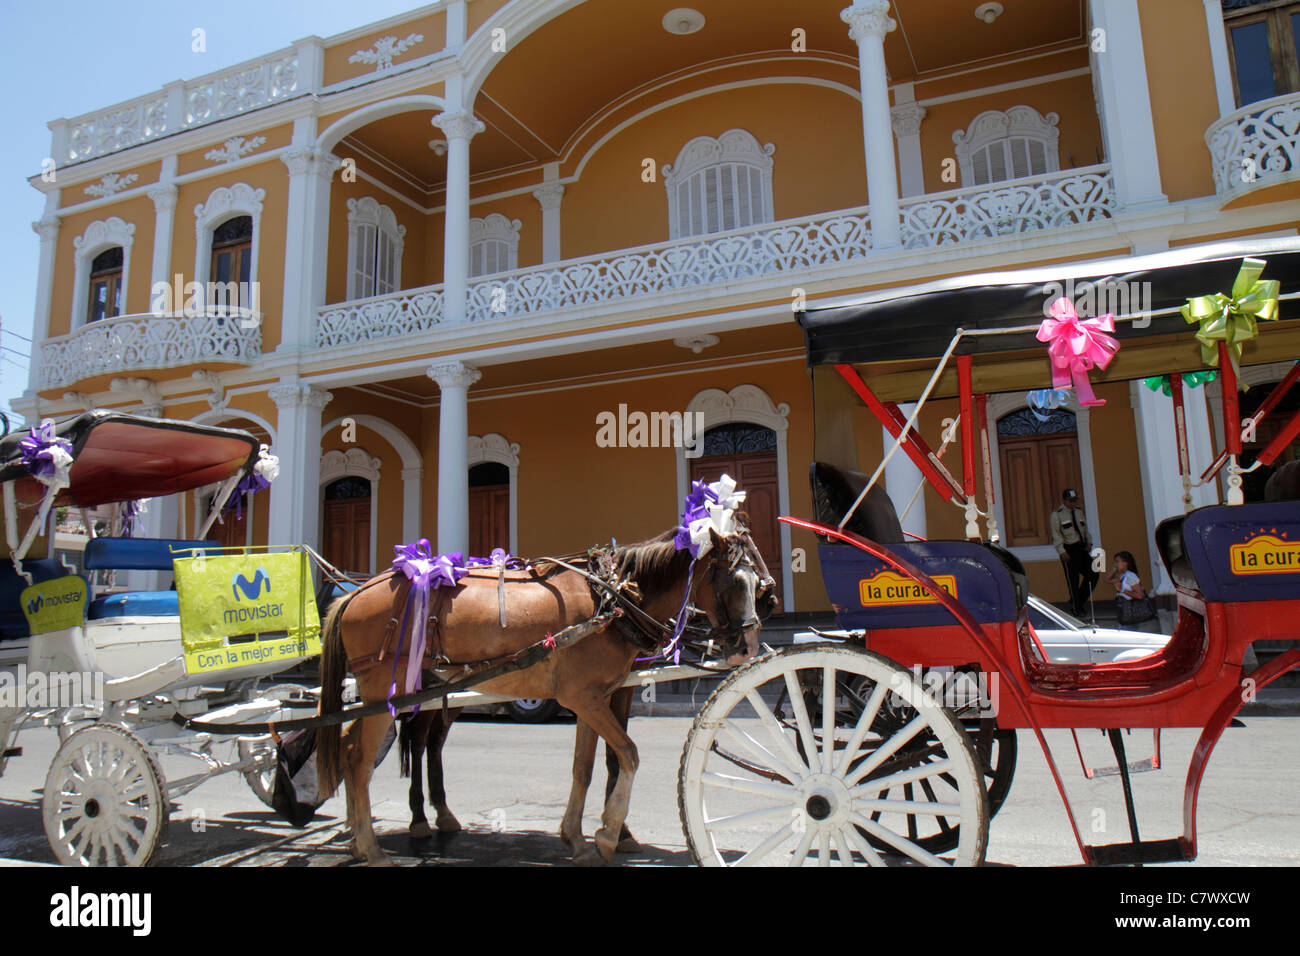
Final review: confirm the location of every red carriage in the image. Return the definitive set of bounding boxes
[675,238,1300,866]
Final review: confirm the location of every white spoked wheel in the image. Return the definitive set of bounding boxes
[43,724,168,867]
[679,645,988,866]
[239,736,278,807]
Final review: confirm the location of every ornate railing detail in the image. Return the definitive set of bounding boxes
[40,313,262,390]
[1206,91,1300,199]
[63,49,301,164]
[899,165,1117,247]
[316,288,446,347]
[314,166,1119,348]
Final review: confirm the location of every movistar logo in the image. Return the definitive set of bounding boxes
[27,594,42,615]
[232,567,271,601]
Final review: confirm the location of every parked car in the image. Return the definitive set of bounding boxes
[793,594,1169,664]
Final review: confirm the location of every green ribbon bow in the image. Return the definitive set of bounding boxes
[1180,257,1279,378]
[1143,370,1218,397]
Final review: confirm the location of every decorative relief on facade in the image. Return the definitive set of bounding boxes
[348,34,424,72]
[204,135,267,165]
[83,172,139,198]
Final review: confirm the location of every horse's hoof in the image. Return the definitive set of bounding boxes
[435,812,462,833]
[409,821,434,839]
[367,854,396,867]
[574,846,605,866]
[593,829,619,863]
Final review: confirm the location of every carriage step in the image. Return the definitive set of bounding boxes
[1087,839,1191,866]
[1,747,19,758]
[1071,729,1161,779]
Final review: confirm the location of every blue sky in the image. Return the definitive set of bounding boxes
[0,0,425,424]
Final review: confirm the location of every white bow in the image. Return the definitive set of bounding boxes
[254,444,280,483]
[688,474,747,558]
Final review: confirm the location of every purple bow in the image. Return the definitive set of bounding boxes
[674,480,718,553]
[18,422,72,482]
[122,499,143,538]
[225,471,272,520]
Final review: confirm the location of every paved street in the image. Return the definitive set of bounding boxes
[2,712,1298,867]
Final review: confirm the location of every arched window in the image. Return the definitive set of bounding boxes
[468,214,520,278]
[954,106,1060,186]
[347,197,405,298]
[87,247,124,322]
[997,407,1082,546]
[195,183,263,295]
[663,129,775,239]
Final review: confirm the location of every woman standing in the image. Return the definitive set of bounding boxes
[1106,550,1160,633]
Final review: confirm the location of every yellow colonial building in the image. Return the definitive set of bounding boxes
[17,0,1300,612]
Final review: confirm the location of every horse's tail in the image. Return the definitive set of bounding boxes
[397,715,413,779]
[316,593,351,798]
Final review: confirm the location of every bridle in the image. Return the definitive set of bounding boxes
[698,529,766,640]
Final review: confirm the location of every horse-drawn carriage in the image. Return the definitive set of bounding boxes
[0,412,319,865]
[673,237,1300,866]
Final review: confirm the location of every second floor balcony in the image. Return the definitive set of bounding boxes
[1206,90,1300,202]
[316,165,1118,350]
[39,311,262,391]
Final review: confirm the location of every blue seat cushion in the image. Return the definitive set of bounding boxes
[0,558,75,640]
[83,538,217,572]
[89,591,180,619]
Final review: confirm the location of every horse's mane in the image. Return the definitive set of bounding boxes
[615,529,694,593]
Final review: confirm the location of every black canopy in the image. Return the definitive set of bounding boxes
[798,237,1300,368]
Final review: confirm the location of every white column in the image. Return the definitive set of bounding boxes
[444,0,468,52]
[1202,0,1236,117]
[428,361,481,554]
[884,403,927,540]
[400,466,424,544]
[1089,0,1167,210]
[268,382,333,548]
[146,157,178,295]
[28,193,60,392]
[279,146,338,352]
[1130,381,1217,594]
[294,36,325,93]
[433,110,484,323]
[891,90,927,198]
[533,177,565,264]
[842,1,901,249]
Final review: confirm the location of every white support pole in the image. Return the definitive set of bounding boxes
[146,156,178,298]
[28,191,61,392]
[842,1,901,248]
[428,361,481,554]
[268,382,333,548]
[884,404,927,539]
[1202,0,1236,116]
[433,109,485,323]
[1089,0,1167,210]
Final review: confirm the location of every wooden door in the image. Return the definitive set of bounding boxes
[998,434,1082,546]
[322,477,371,573]
[691,451,783,607]
[469,484,510,557]
[214,502,248,550]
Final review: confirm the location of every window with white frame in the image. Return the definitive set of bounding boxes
[468,214,521,278]
[347,197,405,299]
[954,106,1061,186]
[662,129,775,239]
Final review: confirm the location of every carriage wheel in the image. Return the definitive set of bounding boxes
[239,737,278,808]
[43,724,168,866]
[678,645,987,866]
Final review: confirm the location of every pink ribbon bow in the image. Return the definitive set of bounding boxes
[1036,297,1120,407]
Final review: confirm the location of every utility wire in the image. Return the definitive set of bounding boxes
[2,328,32,343]
[1,346,29,358]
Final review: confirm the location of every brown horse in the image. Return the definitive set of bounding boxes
[317,526,765,864]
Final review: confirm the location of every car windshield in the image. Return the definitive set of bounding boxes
[1028,597,1087,631]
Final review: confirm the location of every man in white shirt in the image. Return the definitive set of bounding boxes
[1050,488,1098,615]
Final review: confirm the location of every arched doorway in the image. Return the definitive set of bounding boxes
[996,407,1083,546]
[690,422,783,607]
[323,476,372,573]
[469,462,510,557]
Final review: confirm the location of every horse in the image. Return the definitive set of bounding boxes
[316,525,766,864]
[395,532,780,850]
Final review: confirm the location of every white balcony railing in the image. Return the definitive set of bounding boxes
[60,46,303,164]
[900,165,1116,246]
[316,166,1116,349]
[1206,91,1300,200]
[40,312,262,390]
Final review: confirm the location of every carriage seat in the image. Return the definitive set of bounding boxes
[810,461,904,543]
[0,558,77,640]
[88,591,179,619]
[83,537,217,572]
[1155,515,1200,592]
